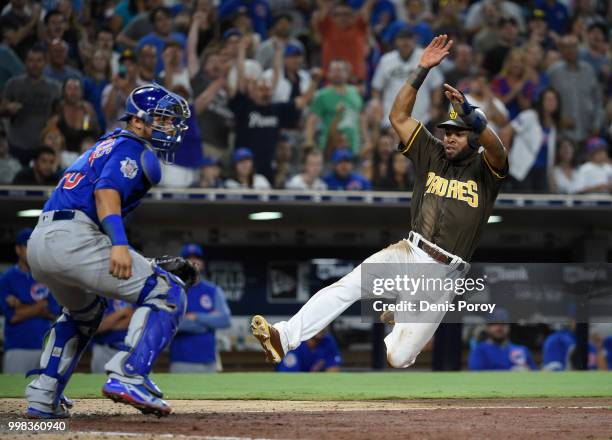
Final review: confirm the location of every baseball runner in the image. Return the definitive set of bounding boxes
[252,35,509,369]
[24,84,196,418]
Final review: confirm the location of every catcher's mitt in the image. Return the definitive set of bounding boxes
[154,255,198,290]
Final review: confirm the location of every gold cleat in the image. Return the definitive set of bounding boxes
[251,315,285,364]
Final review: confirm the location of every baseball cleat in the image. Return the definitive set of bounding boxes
[380,310,395,325]
[102,377,171,417]
[26,401,71,419]
[251,315,285,364]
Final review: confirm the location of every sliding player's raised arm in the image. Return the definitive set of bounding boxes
[389,35,453,146]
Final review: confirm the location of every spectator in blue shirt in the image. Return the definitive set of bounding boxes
[535,0,570,34]
[324,149,372,190]
[277,330,342,372]
[602,335,612,370]
[469,315,537,371]
[542,327,599,370]
[169,244,232,373]
[218,0,272,40]
[0,228,61,374]
[136,7,186,76]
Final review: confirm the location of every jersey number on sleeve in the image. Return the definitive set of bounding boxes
[62,172,86,190]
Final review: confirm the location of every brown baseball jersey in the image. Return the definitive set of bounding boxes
[399,122,508,261]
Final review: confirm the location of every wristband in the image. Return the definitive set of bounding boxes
[409,65,430,90]
[101,214,129,246]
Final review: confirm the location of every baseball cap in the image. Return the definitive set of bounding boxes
[119,48,136,62]
[332,148,353,164]
[585,137,608,155]
[487,307,510,323]
[16,228,33,246]
[233,147,254,163]
[437,109,471,130]
[181,243,204,259]
[284,43,304,57]
[223,28,243,41]
[395,26,415,40]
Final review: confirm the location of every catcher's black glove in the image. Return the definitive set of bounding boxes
[154,256,198,290]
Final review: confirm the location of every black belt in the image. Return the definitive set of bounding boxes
[417,240,453,265]
[50,210,76,221]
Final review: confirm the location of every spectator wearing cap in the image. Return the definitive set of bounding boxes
[12,146,60,186]
[170,243,231,373]
[534,0,570,35]
[230,41,316,179]
[160,40,192,96]
[482,16,522,78]
[0,128,21,184]
[0,0,41,60]
[372,27,444,129]
[137,6,187,76]
[190,46,233,164]
[83,48,112,132]
[579,22,610,85]
[115,0,160,49]
[43,39,82,83]
[324,149,372,191]
[312,0,374,83]
[464,0,525,36]
[222,29,263,92]
[197,156,224,188]
[286,148,328,191]
[548,35,603,144]
[468,310,537,371]
[0,228,61,374]
[225,147,272,189]
[526,9,556,51]
[0,24,25,91]
[263,43,316,106]
[572,137,612,194]
[101,49,142,131]
[2,45,61,165]
[218,0,272,40]
[306,59,365,154]
[256,13,305,71]
[381,0,434,49]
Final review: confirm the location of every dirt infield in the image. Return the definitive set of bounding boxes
[2,398,611,440]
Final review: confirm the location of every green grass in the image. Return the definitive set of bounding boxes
[1,372,611,400]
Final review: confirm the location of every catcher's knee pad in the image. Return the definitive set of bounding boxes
[26,297,105,408]
[105,275,186,385]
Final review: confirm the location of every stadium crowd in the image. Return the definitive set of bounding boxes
[0,0,610,193]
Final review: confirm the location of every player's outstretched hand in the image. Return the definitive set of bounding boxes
[418,34,453,69]
[110,245,133,280]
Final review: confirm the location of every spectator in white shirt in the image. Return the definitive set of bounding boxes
[371,26,443,128]
[225,147,272,190]
[573,137,612,194]
[263,43,312,104]
[286,148,328,191]
[551,138,578,194]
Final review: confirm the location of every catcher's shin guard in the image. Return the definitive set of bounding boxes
[105,268,186,387]
[26,297,105,415]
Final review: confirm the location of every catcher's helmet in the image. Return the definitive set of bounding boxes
[120,84,190,160]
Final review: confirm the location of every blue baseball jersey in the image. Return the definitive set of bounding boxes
[603,336,612,370]
[468,341,537,371]
[542,329,598,370]
[277,333,342,372]
[323,172,372,191]
[44,129,162,225]
[0,266,61,350]
[92,299,131,347]
[170,280,231,364]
